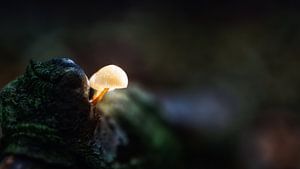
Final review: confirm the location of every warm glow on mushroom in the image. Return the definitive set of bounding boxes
[89,65,128,105]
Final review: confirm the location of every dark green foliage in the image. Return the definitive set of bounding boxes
[99,85,183,169]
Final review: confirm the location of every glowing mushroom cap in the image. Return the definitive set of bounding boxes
[89,65,128,90]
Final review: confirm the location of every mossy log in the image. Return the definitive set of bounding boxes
[0,58,182,169]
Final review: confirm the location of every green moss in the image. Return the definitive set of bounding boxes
[99,85,183,169]
[0,58,101,168]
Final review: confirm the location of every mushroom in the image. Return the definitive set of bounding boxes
[89,65,128,105]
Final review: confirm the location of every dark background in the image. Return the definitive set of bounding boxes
[1,1,300,169]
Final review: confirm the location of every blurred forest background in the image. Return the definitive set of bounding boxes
[1,1,300,169]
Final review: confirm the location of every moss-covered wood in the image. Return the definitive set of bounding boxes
[0,58,182,169]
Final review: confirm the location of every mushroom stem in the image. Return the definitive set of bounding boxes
[91,88,109,105]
